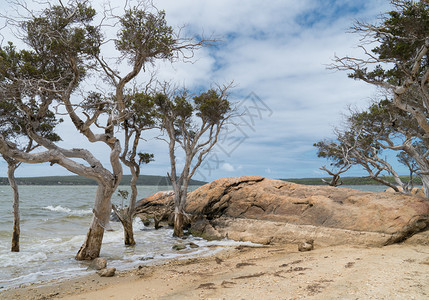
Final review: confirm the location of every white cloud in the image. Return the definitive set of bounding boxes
[1,0,403,180]
[221,163,235,172]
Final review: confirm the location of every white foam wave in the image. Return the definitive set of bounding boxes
[43,205,92,216]
[0,213,262,292]
[0,251,48,268]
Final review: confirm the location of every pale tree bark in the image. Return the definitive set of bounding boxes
[331,2,429,194]
[75,139,123,260]
[320,165,351,187]
[76,183,117,260]
[0,134,122,260]
[161,86,232,237]
[350,146,411,194]
[420,174,429,197]
[111,175,138,246]
[114,128,142,246]
[4,156,20,252]
[388,141,429,197]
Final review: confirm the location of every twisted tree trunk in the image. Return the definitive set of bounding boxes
[76,183,116,260]
[420,174,429,198]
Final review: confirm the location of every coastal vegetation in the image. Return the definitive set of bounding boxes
[316,0,429,195]
[155,85,233,237]
[0,0,227,258]
[0,2,428,297]
[283,175,423,186]
[0,174,416,186]
[0,0,427,270]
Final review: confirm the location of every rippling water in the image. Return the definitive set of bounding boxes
[0,185,235,291]
[0,184,392,291]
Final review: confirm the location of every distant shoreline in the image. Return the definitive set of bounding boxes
[0,174,418,186]
[283,176,422,186]
[0,175,206,186]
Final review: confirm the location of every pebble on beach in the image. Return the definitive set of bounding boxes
[97,268,116,277]
[90,258,107,270]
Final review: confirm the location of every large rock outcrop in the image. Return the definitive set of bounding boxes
[186,176,429,247]
[135,191,175,228]
[135,191,174,216]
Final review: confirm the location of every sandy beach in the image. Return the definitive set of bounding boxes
[2,241,429,300]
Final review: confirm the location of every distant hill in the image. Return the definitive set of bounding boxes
[0,174,418,187]
[0,175,206,186]
[283,176,422,186]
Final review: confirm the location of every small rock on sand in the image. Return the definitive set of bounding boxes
[97,268,116,277]
[90,258,107,270]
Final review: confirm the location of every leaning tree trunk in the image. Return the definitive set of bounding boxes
[420,174,429,198]
[76,183,115,260]
[7,160,20,252]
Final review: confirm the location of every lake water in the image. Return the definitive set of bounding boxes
[0,184,395,291]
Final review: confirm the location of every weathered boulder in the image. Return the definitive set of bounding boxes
[186,176,429,247]
[135,191,174,214]
[135,191,175,226]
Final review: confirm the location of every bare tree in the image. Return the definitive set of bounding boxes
[316,128,411,193]
[0,0,209,260]
[331,0,429,195]
[155,84,233,237]
[314,139,352,186]
[4,156,20,252]
[112,91,156,245]
[0,45,62,252]
[332,1,429,132]
[397,150,420,190]
[316,99,428,194]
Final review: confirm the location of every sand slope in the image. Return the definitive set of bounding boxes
[3,243,429,299]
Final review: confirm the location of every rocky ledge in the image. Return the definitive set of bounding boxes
[137,176,429,247]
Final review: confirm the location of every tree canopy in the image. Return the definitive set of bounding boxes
[0,0,211,259]
[322,0,429,195]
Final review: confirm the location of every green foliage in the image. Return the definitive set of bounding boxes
[194,89,231,124]
[349,1,429,83]
[129,92,157,128]
[0,43,62,144]
[81,92,107,114]
[116,8,175,63]
[313,140,347,167]
[117,189,129,200]
[173,93,194,123]
[0,175,207,186]
[284,175,423,186]
[138,152,154,165]
[155,89,231,126]
[24,3,99,58]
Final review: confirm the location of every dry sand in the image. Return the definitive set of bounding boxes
[2,242,429,300]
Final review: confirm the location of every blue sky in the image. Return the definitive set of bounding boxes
[1,0,405,181]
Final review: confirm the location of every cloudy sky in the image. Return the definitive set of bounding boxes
[1,0,401,181]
